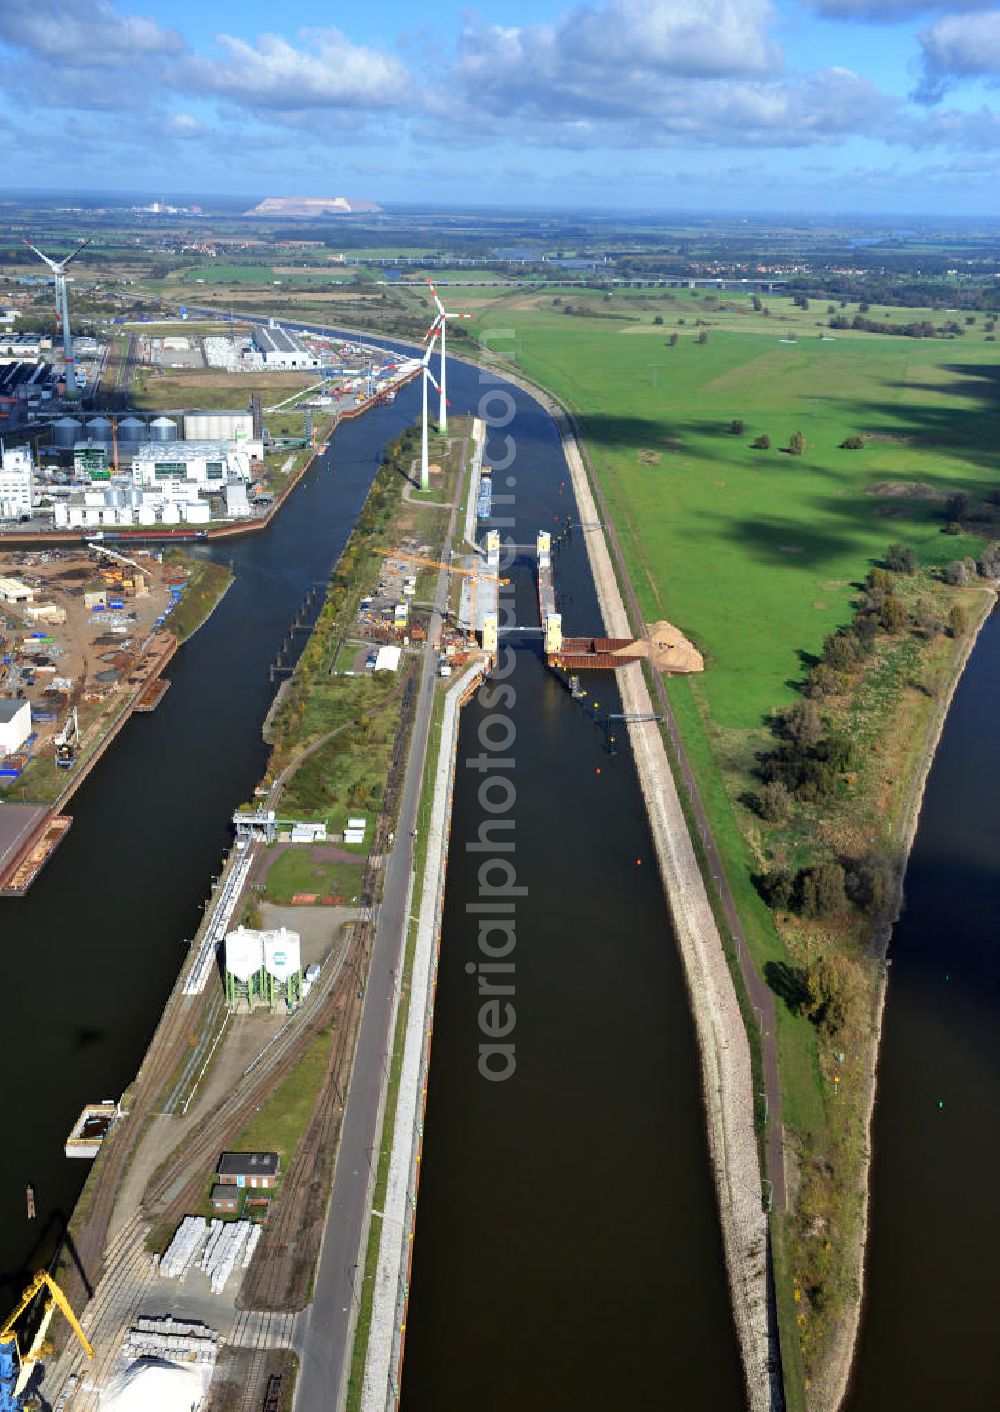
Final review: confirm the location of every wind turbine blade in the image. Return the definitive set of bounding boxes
[61,236,94,270]
[22,239,58,273]
[426,278,445,317]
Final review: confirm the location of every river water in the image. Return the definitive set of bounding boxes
[847,608,1000,1412]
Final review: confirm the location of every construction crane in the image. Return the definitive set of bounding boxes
[54,707,79,769]
[389,551,508,644]
[0,1270,94,1411]
[85,540,144,578]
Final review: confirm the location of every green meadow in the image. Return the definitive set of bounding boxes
[463,289,999,1391]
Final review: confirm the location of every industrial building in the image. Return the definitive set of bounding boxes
[0,698,31,757]
[253,324,322,370]
[223,925,302,1011]
[0,575,33,604]
[0,359,54,422]
[0,444,34,520]
[130,440,257,487]
[183,410,254,442]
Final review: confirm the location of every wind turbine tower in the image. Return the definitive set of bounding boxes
[22,237,92,400]
[420,330,441,492]
[426,280,472,433]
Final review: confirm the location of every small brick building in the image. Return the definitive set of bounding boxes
[210,1184,240,1214]
[216,1151,279,1190]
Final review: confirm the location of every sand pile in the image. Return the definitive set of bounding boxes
[613,620,704,673]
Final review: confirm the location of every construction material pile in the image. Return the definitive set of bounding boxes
[158,1216,261,1292]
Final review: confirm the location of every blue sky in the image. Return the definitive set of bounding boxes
[2,0,1000,213]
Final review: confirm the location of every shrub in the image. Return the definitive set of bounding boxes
[948,603,969,638]
[944,559,971,586]
[788,431,806,455]
[804,953,863,1035]
[840,434,865,450]
[758,780,792,823]
[751,434,771,451]
[978,541,1000,577]
[885,543,917,575]
[879,596,908,634]
[729,418,745,435]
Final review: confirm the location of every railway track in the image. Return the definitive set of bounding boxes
[45,672,417,1411]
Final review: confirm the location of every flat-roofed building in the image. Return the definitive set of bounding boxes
[131,440,256,488]
[253,324,322,370]
[0,698,31,756]
[0,445,33,520]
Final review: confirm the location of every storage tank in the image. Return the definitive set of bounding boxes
[225,927,264,982]
[51,415,82,448]
[118,416,147,444]
[149,416,178,443]
[185,501,210,525]
[161,502,180,525]
[137,504,156,526]
[263,928,301,982]
[85,416,112,446]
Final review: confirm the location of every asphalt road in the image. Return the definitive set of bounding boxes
[293,450,463,1412]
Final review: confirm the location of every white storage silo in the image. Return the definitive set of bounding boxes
[225,927,265,981]
[150,416,178,443]
[161,502,180,525]
[263,928,301,982]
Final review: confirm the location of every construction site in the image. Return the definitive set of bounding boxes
[0,541,220,893]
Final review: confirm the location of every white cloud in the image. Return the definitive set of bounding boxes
[425,1,894,152]
[915,12,1000,101]
[0,0,183,67]
[184,28,409,111]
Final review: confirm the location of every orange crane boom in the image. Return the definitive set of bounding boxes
[388,551,508,642]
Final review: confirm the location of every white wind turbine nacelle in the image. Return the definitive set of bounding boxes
[425,279,472,433]
[22,236,93,400]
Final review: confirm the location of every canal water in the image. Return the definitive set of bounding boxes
[0,352,742,1400]
[847,608,1000,1412]
[399,391,743,1408]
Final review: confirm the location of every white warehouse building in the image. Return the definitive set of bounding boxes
[253,325,322,370]
[130,440,258,489]
[0,698,31,757]
[0,444,34,521]
[183,410,255,442]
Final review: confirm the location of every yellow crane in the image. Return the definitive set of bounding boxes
[0,1271,94,1409]
[389,551,508,644]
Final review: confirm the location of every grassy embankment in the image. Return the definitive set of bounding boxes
[165,554,233,640]
[259,413,463,833]
[462,287,999,1399]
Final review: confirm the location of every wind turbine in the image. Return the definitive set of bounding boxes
[425,280,472,433]
[22,237,92,400]
[419,329,442,492]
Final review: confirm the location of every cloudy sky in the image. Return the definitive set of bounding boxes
[2,0,1000,212]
